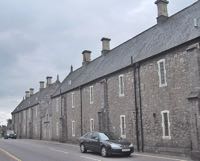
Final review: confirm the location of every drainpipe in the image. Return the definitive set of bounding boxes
[137,63,144,152]
[133,63,140,151]
[80,86,83,136]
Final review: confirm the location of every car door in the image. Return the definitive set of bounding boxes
[90,132,101,152]
[84,132,93,150]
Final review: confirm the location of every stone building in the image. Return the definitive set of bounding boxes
[12,0,200,158]
[12,76,60,140]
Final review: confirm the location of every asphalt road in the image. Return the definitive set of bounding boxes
[0,139,192,161]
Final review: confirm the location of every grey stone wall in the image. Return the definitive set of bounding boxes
[140,44,194,154]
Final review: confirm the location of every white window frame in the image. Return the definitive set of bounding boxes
[72,93,75,108]
[56,122,59,136]
[29,108,31,119]
[157,59,167,87]
[72,120,75,137]
[56,98,59,112]
[90,119,94,132]
[90,86,94,104]
[119,75,125,97]
[161,110,171,139]
[120,115,126,138]
[35,106,38,117]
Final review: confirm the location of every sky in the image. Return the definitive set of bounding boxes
[0,0,197,125]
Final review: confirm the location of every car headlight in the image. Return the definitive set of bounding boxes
[129,143,133,148]
[110,143,122,149]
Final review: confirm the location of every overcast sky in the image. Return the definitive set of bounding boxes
[0,0,197,125]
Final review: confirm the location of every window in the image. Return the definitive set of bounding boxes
[90,86,94,104]
[35,106,38,117]
[72,93,74,108]
[29,108,31,119]
[56,98,59,112]
[119,75,125,96]
[161,110,171,139]
[90,119,94,132]
[120,115,126,138]
[35,125,37,135]
[56,122,59,136]
[72,121,75,137]
[157,59,167,87]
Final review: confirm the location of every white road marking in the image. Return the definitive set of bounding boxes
[134,153,188,161]
[49,148,69,154]
[0,147,22,161]
[80,155,101,161]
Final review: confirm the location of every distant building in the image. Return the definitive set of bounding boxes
[12,0,200,159]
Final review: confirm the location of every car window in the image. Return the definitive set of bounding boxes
[7,130,14,134]
[99,133,109,141]
[91,132,99,140]
[84,132,93,139]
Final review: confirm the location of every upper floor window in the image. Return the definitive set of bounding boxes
[72,120,76,137]
[72,93,75,108]
[90,86,94,104]
[35,106,38,117]
[56,98,59,112]
[161,110,171,139]
[29,108,31,119]
[119,75,125,97]
[90,119,94,132]
[157,59,167,87]
[120,115,126,138]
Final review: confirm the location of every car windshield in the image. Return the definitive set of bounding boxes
[99,132,119,141]
[7,130,14,134]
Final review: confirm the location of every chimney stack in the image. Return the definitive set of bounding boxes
[155,0,169,23]
[25,91,30,99]
[29,88,34,96]
[101,37,111,55]
[70,65,73,73]
[82,50,91,65]
[39,81,45,90]
[46,76,52,87]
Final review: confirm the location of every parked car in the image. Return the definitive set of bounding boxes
[79,131,134,157]
[4,130,17,139]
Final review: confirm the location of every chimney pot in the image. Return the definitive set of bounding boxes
[101,37,111,55]
[46,76,52,87]
[29,88,34,96]
[82,50,91,65]
[39,81,45,90]
[25,91,30,99]
[155,0,169,23]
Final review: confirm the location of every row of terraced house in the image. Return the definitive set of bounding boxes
[12,0,200,158]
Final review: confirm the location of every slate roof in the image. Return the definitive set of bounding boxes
[52,1,200,98]
[12,81,60,114]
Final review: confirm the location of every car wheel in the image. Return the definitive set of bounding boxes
[80,144,87,153]
[101,147,108,157]
[126,153,131,156]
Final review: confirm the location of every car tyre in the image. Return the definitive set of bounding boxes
[101,147,108,157]
[126,153,132,157]
[80,144,87,153]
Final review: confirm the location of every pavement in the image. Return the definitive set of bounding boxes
[0,138,193,161]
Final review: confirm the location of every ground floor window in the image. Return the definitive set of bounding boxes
[120,115,126,138]
[90,119,94,132]
[56,122,59,136]
[72,121,75,137]
[161,110,171,139]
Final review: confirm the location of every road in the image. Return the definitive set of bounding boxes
[0,139,192,161]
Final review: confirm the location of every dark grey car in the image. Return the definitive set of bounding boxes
[79,132,134,157]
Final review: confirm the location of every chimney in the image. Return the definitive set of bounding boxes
[39,81,45,90]
[25,91,30,99]
[155,0,169,23]
[70,65,73,73]
[29,88,34,96]
[101,37,111,55]
[82,50,91,65]
[46,76,52,87]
